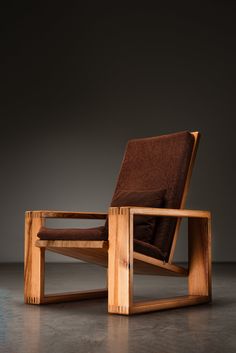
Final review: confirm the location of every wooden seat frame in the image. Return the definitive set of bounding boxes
[24,132,212,314]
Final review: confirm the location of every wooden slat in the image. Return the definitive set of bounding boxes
[47,247,108,267]
[25,210,107,219]
[133,252,188,276]
[42,289,108,304]
[35,240,108,249]
[130,207,210,219]
[131,295,210,314]
[42,245,187,276]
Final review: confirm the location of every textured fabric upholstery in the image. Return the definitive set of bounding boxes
[106,189,165,242]
[37,225,166,260]
[38,226,107,241]
[113,131,194,259]
[37,131,195,261]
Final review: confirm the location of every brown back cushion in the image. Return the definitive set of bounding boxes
[109,189,165,243]
[112,131,195,260]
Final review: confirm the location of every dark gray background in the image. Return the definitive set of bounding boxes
[1,3,235,262]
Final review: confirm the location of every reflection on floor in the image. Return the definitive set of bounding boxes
[0,263,235,353]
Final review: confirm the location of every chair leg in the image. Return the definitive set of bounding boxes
[130,216,212,315]
[108,208,212,315]
[24,211,45,304]
[108,207,133,315]
[24,211,108,305]
[188,217,212,300]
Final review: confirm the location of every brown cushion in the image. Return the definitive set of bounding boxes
[113,131,195,260]
[37,226,107,240]
[37,225,165,261]
[107,189,165,243]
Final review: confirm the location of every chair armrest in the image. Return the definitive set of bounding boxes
[109,207,211,219]
[25,210,107,219]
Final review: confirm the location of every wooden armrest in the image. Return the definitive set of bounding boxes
[130,207,210,218]
[109,207,211,219]
[25,210,107,219]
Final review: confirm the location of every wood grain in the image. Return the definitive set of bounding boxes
[24,211,45,304]
[188,217,212,298]
[42,289,108,304]
[130,207,210,219]
[131,295,210,314]
[47,247,108,268]
[25,210,107,219]
[36,240,108,249]
[108,206,211,315]
[24,211,109,304]
[108,207,133,315]
[133,252,188,276]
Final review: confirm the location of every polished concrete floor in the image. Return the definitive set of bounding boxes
[0,263,235,353]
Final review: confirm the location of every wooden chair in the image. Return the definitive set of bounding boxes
[24,131,211,314]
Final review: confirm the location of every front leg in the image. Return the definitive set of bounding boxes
[24,211,45,304]
[188,217,212,300]
[108,207,133,315]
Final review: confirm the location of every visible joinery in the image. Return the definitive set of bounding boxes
[107,206,211,315]
[188,217,212,299]
[24,207,211,310]
[24,211,109,305]
[24,131,212,315]
[24,211,45,304]
[108,207,133,315]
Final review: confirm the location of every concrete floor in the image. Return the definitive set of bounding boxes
[0,263,235,353]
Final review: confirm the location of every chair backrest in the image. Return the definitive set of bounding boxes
[111,131,199,262]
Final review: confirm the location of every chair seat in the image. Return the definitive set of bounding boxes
[37,226,165,261]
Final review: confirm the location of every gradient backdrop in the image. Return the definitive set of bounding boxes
[1,3,235,262]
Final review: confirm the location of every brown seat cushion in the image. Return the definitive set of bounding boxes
[37,226,165,261]
[37,226,107,241]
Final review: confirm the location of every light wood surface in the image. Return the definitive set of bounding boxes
[36,240,188,277]
[25,210,107,219]
[188,217,212,298]
[24,211,108,305]
[107,206,211,315]
[47,247,108,267]
[24,212,45,304]
[36,240,108,249]
[129,207,210,218]
[42,289,108,304]
[131,295,210,314]
[133,252,188,276]
[108,207,133,315]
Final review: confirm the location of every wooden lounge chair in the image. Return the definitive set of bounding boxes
[24,131,212,314]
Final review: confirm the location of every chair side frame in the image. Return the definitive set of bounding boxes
[24,210,108,304]
[108,206,212,315]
